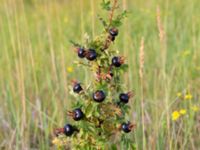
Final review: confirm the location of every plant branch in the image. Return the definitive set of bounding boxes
[109,0,118,27]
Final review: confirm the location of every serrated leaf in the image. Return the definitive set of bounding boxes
[111,10,128,27]
[100,0,111,11]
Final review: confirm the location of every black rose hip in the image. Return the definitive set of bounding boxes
[119,92,133,104]
[93,90,106,102]
[119,93,129,103]
[73,108,84,121]
[109,28,119,37]
[77,48,86,58]
[73,83,83,93]
[112,56,124,67]
[121,122,131,133]
[64,124,75,136]
[86,49,97,61]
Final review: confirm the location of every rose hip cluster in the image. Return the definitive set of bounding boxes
[76,48,97,61]
[55,28,135,137]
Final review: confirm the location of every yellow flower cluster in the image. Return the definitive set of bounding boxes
[176,92,193,100]
[172,106,199,121]
[172,111,180,121]
[173,90,199,121]
[172,109,187,121]
[184,94,192,100]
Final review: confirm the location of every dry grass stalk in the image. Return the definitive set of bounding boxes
[156,6,167,70]
[156,6,166,45]
[157,6,171,148]
[139,37,146,149]
[139,37,144,80]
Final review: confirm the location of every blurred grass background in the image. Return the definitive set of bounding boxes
[0,0,200,149]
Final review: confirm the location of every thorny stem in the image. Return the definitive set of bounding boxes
[102,0,120,51]
[95,65,113,82]
[101,0,119,51]
[109,0,118,27]
[101,37,112,51]
[96,66,101,81]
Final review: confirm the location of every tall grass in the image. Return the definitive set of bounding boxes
[0,0,200,149]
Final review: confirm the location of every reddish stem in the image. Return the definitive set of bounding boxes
[54,128,65,136]
[109,0,118,27]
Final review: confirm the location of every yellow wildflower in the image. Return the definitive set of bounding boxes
[67,67,73,73]
[184,94,192,100]
[177,92,182,97]
[191,105,199,112]
[179,109,186,115]
[172,111,180,121]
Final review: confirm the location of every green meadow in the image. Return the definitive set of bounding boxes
[0,0,200,149]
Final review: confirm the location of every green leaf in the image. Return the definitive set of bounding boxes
[96,82,108,91]
[69,40,81,47]
[94,105,101,117]
[100,0,111,11]
[71,101,83,109]
[85,102,94,117]
[120,64,129,72]
[110,144,117,150]
[111,10,128,27]
[111,19,122,27]
[131,143,137,150]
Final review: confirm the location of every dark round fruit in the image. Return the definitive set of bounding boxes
[86,49,97,61]
[109,28,118,37]
[121,123,131,133]
[112,56,121,67]
[77,48,85,58]
[64,124,74,136]
[93,90,106,102]
[119,93,129,103]
[73,108,84,121]
[73,83,83,93]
